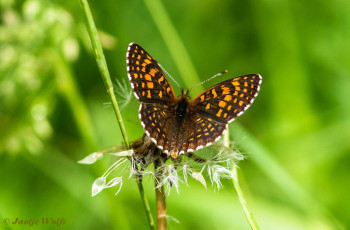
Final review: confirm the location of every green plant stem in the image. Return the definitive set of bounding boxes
[79,1,155,229]
[224,132,260,230]
[231,166,260,230]
[80,0,129,149]
[136,176,156,230]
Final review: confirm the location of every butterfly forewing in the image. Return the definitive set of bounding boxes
[127,43,175,103]
[193,74,262,123]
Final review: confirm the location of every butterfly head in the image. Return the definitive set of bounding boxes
[180,88,190,98]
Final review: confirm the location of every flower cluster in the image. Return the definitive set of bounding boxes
[79,134,243,197]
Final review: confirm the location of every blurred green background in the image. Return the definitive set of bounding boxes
[1,0,349,229]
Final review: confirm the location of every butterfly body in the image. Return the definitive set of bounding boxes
[127,43,262,158]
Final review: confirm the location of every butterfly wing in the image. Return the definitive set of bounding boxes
[127,43,176,103]
[127,43,177,151]
[183,74,262,151]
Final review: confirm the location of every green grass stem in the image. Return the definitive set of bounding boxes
[79,0,155,229]
[224,132,260,230]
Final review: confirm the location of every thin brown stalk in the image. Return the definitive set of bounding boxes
[154,159,167,230]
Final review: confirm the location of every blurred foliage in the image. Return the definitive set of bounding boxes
[1,0,349,229]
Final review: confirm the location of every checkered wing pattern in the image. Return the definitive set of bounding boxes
[139,102,228,156]
[193,74,262,123]
[138,103,173,150]
[127,43,175,103]
[180,74,262,152]
[127,43,262,158]
[178,112,227,153]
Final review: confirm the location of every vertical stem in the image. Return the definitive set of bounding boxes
[79,0,154,228]
[224,132,260,230]
[231,166,260,230]
[80,0,130,149]
[154,159,167,230]
[135,175,156,230]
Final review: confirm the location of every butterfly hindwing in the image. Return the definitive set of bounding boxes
[183,112,227,152]
[127,43,175,103]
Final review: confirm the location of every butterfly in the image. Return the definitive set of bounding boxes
[126,43,262,158]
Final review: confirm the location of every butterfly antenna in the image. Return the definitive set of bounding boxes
[189,70,228,91]
[158,63,181,90]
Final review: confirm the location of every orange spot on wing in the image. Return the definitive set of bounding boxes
[205,103,211,110]
[222,87,230,95]
[239,101,244,106]
[232,81,240,86]
[211,89,217,98]
[158,76,164,84]
[147,82,154,88]
[216,109,223,117]
[145,74,152,81]
[218,101,226,108]
[149,68,158,76]
[224,95,232,101]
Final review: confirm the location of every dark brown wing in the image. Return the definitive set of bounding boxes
[127,43,176,103]
[178,74,262,153]
[138,103,173,152]
[127,43,178,154]
[193,74,262,123]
